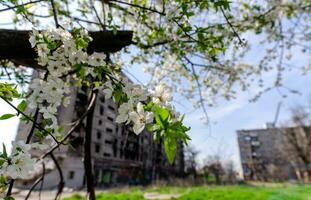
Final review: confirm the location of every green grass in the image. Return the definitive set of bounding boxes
[63,185,311,200]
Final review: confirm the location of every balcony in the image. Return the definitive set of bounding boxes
[251,141,260,146]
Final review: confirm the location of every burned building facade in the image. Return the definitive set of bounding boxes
[237,127,288,181]
[15,84,185,189]
[237,125,311,182]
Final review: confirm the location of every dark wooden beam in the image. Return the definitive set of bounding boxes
[0,29,133,68]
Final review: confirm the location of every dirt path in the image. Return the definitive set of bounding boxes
[11,188,183,200]
[144,192,182,200]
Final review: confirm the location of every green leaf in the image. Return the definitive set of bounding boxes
[144,101,154,111]
[0,175,7,186]
[0,114,15,120]
[154,105,170,129]
[2,143,7,158]
[17,100,27,112]
[20,115,30,123]
[147,124,161,132]
[0,82,20,101]
[4,196,15,200]
[164,136,177,165]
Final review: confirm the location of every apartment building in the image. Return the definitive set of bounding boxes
[237,125,291,181]
[15,83,185,189]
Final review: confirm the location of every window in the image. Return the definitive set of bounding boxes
[105,140,112,144]
[103,153,111,157]
[251,136,258,141]
[251,141,260,146]
[95,144,100,153]
[68,171,75,180]
[97,131,101,139]
[115,126,119,133]
[98,120,102,125]
[244,136,251,141]
[99,106,104,115]
[107,116,113,122]
[106,128,113,133]
[100,96,105,103]
[108,105,115,111]
[113,139,118,157]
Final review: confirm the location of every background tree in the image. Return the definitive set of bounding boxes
[222,160,238,184]
[184,145,199,182]
[281,103,311,183]
[203,155,225,185]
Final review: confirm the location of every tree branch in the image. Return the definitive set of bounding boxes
[49,153,64,200]
[25,161,46,200]
[0,0,46,13]
[83,90,98,200]
[220,7,245,46]
[106,0,165,15]
[40,90,98,159]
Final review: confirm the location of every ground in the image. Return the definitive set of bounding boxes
[13,184,311,200]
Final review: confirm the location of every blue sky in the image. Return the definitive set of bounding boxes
[0,7,311,175]
[125,44,311,173]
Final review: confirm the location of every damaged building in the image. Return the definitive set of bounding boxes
[1,29,185,189]
[15,82,185,189]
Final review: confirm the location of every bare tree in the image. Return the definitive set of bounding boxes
[223,161,238,184]
[281,104,311,183]
[203,155,224,185]
[184,145,199,181]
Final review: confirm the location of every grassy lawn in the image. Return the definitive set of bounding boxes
[63,185,311,200]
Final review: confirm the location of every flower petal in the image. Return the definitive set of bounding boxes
[145,112,154,124]
[133,123,145,135]
[116,114,128,123]
[136,102,144,115]
[129,111,140,123]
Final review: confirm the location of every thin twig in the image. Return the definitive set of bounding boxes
[26,108,40,143]
[220,7,245,46]
[0,0,46,12]
[0,96,60,144]
[90,0,106,30]
[25,162,45,200]
[50,0,60,28]
[107,0,165,15]
[49,153,64,200]
[189,62,209,123]
[40,90,97,159]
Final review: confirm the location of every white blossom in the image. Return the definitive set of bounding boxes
[12,141,31,152]
[29,29,40,48]
[103,81,113,99]
[88,52,106,66]
[115,102,133,124]
[68,50,87,65]
[2,153,35,179]
[152,84,172,105]
[129,102,154,134]
[64,40,77,57]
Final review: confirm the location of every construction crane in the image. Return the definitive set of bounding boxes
[272,102,282,127]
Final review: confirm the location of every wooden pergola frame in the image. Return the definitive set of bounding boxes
[0,29,133,68]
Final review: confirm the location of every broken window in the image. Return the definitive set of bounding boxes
[107,116,113,122]
[97,131,101,139]
[108,105,115,111]
[100,96,105,103]
[68,171,75,180]
[104,153,111,157]
[95,144,100,153]
[100,106,104,115]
